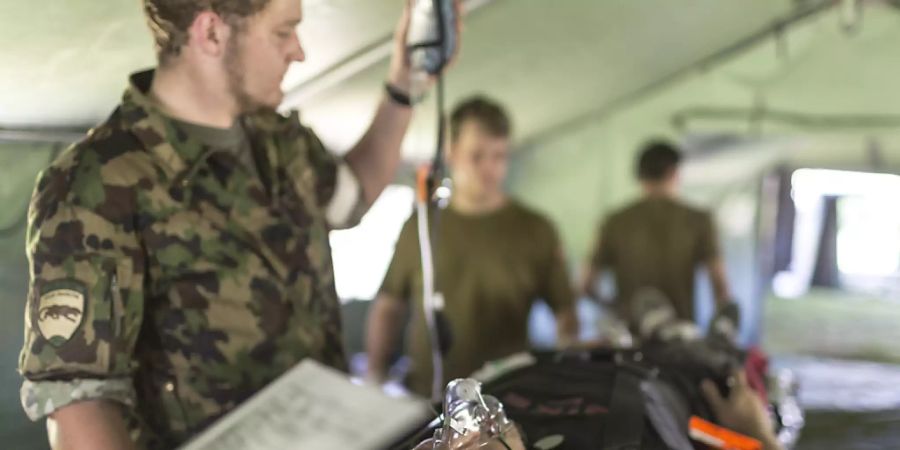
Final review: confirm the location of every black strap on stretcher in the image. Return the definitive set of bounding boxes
[603,368,646,450]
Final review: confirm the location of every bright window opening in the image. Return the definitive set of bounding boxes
[791,169,900,278]
[330,185,415,301]
[774,169,900,298]
[837,195,900,277]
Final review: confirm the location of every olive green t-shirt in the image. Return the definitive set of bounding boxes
[380,200,574,397]
[171,117,259,180]
[590,196,720,326]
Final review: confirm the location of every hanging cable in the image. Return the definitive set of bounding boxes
[407,0,458,403]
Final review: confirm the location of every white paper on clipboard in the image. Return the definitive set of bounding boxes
[180,360,430,450]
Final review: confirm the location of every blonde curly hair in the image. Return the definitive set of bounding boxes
[143,0,272,63]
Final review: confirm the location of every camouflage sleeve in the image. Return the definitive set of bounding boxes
[325,162,367,230]
[18,162,144,421]
[21,378,135,421]
[298,125,366,229]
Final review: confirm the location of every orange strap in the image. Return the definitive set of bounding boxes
[688,416,762,450]
[416,165,430,203]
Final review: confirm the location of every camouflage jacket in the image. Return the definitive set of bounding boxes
[19,70,364,449]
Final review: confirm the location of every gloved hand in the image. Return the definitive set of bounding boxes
[701,371,784,450]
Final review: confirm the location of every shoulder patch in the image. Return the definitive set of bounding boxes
[36,281,87,347]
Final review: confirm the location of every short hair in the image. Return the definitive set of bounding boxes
[143,0,272,63]
[637,140,683,181]
[449,96,512,143]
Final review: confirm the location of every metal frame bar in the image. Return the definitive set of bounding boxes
[673,107,900,131]
[519,0,837,148]
[0,127,86,144]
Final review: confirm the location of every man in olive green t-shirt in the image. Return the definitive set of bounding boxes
[582,141,732,330]
[366,97,579,397]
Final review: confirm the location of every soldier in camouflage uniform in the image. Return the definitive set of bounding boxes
[18,0,460,448]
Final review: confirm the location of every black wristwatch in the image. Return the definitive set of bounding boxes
[385,82,419,107]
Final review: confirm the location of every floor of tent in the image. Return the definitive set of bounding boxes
[765,289,900,449]
[799,409,900,450]
[776,356,900,450]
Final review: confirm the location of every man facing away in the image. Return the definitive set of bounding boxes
[581,140,732,331]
